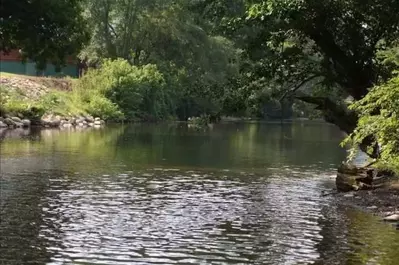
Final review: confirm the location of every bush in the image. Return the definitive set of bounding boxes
[86,95,124,121]
[74,58,170,121]
[343,75,399,173]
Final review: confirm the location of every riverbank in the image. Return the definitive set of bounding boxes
[0,73,109,129]
[334,180,399,229]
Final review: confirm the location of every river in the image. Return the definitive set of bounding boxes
[1,121,398,265]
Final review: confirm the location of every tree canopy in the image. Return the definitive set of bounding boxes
[1,0,89,68]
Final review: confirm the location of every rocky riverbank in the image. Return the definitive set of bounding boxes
[336,185,399,229]
[333,163,399,229]
[0,114,105,129]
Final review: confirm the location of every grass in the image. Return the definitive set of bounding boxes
[1,72,122,120]
[0,72,86,118]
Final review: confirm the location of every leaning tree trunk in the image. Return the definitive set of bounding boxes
[295,94,379,158]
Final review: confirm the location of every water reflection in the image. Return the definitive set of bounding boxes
[1,122,398,264]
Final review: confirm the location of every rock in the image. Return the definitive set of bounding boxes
[62,123,73,128]
[75,118,84,124]
[69,118,76,125]
[78,122,85,127]
[3,118,15,126]
[336,173,358,192]
[41,119,50,126]
[367,205,378,209]
[94,120,102,126]
[383,214,399,222]
[85,115,94,123]
[11,116,22,123]
[88,122,94,127]
[343,193,354,198]
[94,117,101,121]
[0,117,4,122]
[51,120,61,127]
[93,124,102,129]
[14,122,24,128]
[21,119,31,127]
[0,121,8,128]
[82,120,88,125]
[336,163,375,192]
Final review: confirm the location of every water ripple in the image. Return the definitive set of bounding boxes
[2,169,398,265]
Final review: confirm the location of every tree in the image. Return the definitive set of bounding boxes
[1,0,89,69]
[81,0,241,120]
[245,0,399,155]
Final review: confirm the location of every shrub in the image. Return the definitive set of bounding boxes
[85,95,124,121]
[74,58,169,121]
[343,75,399,173]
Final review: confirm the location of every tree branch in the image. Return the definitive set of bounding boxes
[295,93,379,158]
[108,23,118,39]
[279,74,322,101]
[295,93,357,133]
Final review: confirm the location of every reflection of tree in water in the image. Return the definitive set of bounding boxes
[0,170,65,264]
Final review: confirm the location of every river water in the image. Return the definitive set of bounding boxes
[1,122,398,265]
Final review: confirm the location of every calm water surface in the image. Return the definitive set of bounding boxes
[1,122,398,265]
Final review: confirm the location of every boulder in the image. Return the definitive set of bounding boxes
[21,119,31,127]
[75,118,84,124]
[69,118,76,125]
[94,120,102,126]
[85,115,94,123]
[3,118,15,126]
[383,214,399,222]
[336,164,374,192]
[0,121,7,128]
[88,122,94,127]
[11,116,22,123]
[94,117,101,121]
[0,117,4,122]
[14,122,24,128]
[50,120,61,127]
[62,123,73,128]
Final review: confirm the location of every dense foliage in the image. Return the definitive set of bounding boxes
[344,75,399,173]
[1,0,89,69]
[74,59,171,121]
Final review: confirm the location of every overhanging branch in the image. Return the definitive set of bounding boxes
[295,93,379,158]
[279,74,322,101]
[295,94,357,134]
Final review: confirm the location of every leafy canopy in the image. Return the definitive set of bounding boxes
[1,0,89,68]
[343,75,399,173]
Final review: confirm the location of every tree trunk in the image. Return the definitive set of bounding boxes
[296,94,379,158]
